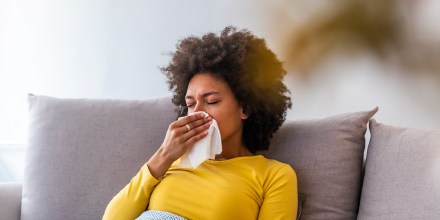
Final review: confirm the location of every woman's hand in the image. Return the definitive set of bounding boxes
[147,112,212,179]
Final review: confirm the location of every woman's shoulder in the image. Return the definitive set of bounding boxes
[251,156,297,191]
[251,155,296,176]
[253,154,289,166]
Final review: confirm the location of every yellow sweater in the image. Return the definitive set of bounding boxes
[103,155,297,220]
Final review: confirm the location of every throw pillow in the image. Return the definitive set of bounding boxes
[262,107,378,220]
[357,119,440,219]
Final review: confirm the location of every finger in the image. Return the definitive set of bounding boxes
[182,120,212,141]
[173,116,211,134]
[185,130,209,146]
[174,121,196,134]
[187,116,212,131]
[174,112,208,127]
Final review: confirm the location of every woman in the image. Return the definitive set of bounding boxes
[103,26,297,220]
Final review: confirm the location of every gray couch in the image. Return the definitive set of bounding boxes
[0,95,439,220]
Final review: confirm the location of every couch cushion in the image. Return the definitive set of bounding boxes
[22,95,176,220]
[357,119,440,220]
[262,108,378,220]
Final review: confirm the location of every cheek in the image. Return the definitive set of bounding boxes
[206,112,222,128]
[206,103,242,129]
[207,113,218,123]
[204,110,219,121]
[213,113,241,133]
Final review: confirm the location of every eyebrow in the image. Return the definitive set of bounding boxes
[185,91,220,99]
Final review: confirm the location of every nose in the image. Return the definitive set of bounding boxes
[193,102,205,113]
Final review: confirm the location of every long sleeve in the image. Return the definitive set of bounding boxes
[103,163,160,220]
[258,164,298,220]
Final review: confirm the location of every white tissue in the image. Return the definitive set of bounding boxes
[179,111,222,168]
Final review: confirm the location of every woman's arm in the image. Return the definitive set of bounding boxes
[103,113,211,219]
[258,165,298,220]
[102,163,161,220]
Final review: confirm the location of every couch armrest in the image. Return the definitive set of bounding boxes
[0,182,22,220]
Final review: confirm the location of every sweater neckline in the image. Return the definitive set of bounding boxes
[204,155,264,165]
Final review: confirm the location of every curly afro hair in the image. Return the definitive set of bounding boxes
[161,26,292,153]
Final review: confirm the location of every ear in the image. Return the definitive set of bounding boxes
[240,107,249,120]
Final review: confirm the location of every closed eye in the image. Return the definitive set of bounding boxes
[207,101,219,105]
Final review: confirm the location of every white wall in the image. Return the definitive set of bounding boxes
[1,0,439,181]
[0,0,279,143]
[286,52,440,130]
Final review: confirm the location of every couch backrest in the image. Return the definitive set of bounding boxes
[23,95,377,220]
[23,95,175,220]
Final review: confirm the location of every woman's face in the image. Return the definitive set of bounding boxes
[185,73,248,145]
